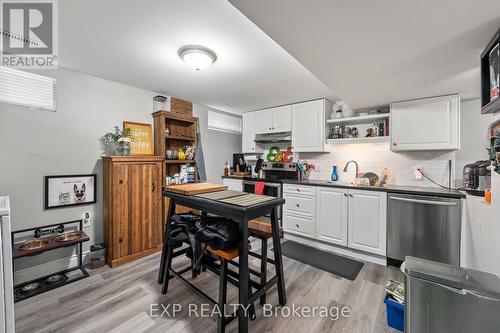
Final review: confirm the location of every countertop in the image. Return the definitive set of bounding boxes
[281,179,466,199]
[221,175,247,179]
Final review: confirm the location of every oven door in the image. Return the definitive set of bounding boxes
[242,181,282,224]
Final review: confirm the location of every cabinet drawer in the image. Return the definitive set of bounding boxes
[284,193,316,217]
[283,184,315,196]
[283,214,315,237]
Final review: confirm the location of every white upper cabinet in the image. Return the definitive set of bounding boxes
[316,187,348,246]
[272,105,292,132]
[254,106,291,134]
[347,190,387,256]
[242,112,256,153]
[255,108,274,134]
[390,94,460,151]
[292,99,330,152]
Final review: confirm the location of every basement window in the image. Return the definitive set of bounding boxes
[0,67,56,111]
[208,110,242,134]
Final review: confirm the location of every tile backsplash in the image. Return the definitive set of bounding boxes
[298,142,456,188]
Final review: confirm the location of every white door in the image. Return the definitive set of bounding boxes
[222,178,243,191]
[316,187,348,246]
[291,99,326,152]
[348,190,387,256]
[390,94,460,151]
[272,105,292,132]
[242,112,256,153]
[254,109,274,134]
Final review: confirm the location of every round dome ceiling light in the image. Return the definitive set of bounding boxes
[179,45,217,71]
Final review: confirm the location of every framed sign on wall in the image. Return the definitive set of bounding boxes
[123,121,154,155]
[45,174,97,209]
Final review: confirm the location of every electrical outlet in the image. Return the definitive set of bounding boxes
[82,212,91,227]
[414,166,423,181]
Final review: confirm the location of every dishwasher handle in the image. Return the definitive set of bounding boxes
[390,196,458,207]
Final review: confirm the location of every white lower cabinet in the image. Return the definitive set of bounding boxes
[222,178,243,191]
[283,213,315,237]
[316,187,348,247]
[283,184,316,238]
[283,184,387,257]
[347,190,387,256]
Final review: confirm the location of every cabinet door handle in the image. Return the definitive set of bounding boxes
[119,179,123,184]
[296,224,299,228]
[344,193,349,197]
[152,182,155,192]
[393,142,397,146]
[296,203,300,208]
[119,237,123,243]
[349,194,354,198]
[296,188,300,192]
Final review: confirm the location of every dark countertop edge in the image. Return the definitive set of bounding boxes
[281,179,466,199]
[221,175,246,180]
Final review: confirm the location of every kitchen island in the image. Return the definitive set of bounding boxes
[158,185,286,333]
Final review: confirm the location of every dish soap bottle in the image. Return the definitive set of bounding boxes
[331,165,339,182]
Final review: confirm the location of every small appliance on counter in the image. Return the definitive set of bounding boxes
[463,160,491,194]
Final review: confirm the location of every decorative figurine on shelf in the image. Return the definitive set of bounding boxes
[184,145,195,160]
[366,128,374,137]
[177,148,186,160]
[351,127,359,138]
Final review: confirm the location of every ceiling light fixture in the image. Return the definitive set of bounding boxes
[179,45,217,71]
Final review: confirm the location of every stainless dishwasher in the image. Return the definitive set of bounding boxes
[387,193,461,266]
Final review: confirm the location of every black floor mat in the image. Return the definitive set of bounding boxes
[279,241,364,280]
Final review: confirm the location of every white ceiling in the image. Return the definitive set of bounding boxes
[230,0,500,109]
[59,0,332,114]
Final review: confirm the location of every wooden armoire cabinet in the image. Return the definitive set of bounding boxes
[103,156,164,267]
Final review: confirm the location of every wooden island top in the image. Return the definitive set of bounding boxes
[163,182,227,195]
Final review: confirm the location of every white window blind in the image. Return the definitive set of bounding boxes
[208,110,242,134]
[0,67,56,111]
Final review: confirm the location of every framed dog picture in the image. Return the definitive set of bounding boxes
[45,174,96,209]
[123,121,154,155]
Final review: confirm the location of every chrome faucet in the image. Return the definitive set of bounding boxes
[343,160,359,178]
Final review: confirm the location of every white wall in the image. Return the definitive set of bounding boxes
[302,100,500,188]
[300,144,456,187]
[193,104,242,183]
[0,68,241,281]
[455,99,500,185]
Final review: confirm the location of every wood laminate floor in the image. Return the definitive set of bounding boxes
[15,241,402,333]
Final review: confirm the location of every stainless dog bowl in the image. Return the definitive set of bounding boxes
[55,231,82,242]
[21,282,40,293]
[17,239,51,251]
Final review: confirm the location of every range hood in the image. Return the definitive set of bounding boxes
[254,132,292,143]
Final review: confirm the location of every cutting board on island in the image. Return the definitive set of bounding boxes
[162,183,228,222]
[164,182,227,195]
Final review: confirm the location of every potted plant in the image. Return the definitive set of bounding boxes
[101,126,133,156]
